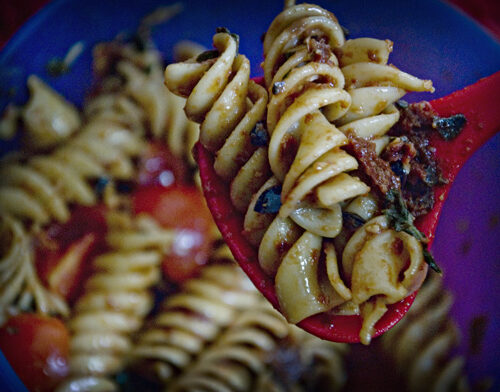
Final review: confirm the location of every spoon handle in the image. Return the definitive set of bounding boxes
[418,70,500,242]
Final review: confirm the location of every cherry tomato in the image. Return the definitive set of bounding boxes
[136,142,189,188]
[132,185,214,282]
[35,205,108,303]
[0,313,69,392]
[37,233,98,302]
[43,205,108,248]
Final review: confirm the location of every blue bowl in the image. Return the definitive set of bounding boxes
[1,0,499,390]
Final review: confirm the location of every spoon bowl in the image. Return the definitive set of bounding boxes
[194,70,500,343]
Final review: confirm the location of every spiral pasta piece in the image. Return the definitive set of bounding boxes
[295,329,348,391]
[164,41,206,167]
[381,274,470,392]
[21,75,81,151]
[166,294,348,392]
[0,117,144,226]
[89,38,203,173]
[56,212,173,391]
[165,30,270,211]
[89,37,171,137]
[168,301,290,392]
[262,5,371,226]
[130,263,260,384]
[334,37,433,154]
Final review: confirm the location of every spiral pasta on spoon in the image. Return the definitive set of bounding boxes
[165,2,438,344]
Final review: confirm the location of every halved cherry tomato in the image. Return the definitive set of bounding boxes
[0,313,69,392]
[132,185,213,282]
[38,233,97,302]
[42,205,108,249]
[35,205,108,303]
[136,142,189,188]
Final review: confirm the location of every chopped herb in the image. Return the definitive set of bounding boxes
[384,189,419,238]
[423,246,441,273]
[143,64,153,74]
[115,372,128,386]
[254,185,282,214]
[342,211,365,230]
[395,99,409,109]
[114,370,159,392]
[216,27,231,34]
[272,81,285,95]
[46,41,85,77]
[46,58,70,77]
[383,189,441,273]
[423,164,440,187]
[390,161,407,178]
[216,27,240,49]
[95,176,110,197]
[432,114,466,140]
[250,122,268,146]
[196,49,219,62]
[131,32,148,51]
[116,180,134,194]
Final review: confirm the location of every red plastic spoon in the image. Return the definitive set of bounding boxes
[194,70,500,343]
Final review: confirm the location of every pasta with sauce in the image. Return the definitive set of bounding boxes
[0,115,144,226]
[381,274,470,392]
[88,36,202,170]
[167,302,293,392]
[0,77,145,321]
[0,19,200,321]
[130,263,261,384]
[164,2,434,344]
[55,211,173,392]
[131,263,348,392]
[0,3,484,392]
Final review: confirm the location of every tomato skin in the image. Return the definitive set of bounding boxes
[132,185,214,282]
[0,314,69,392]
[137,142,189,188]
[44,205,107,248]
[38,233,98,302]
[163,227,213,282]
[35,205,108,303]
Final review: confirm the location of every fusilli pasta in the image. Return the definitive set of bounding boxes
[381,274,470,392]
[56,211,173,391]
[132,262,348,392]
[89,37,202,171]
[130,263,260,384]
[0,75,81,150]
[164,2,434,344]
[168,302,290,392]
[0,116,144,226]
